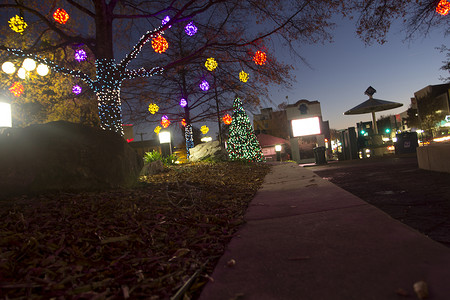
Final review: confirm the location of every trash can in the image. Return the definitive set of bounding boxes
[313,146,327,165]
[395,132,418,154]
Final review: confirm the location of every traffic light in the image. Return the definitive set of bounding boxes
[385,128,390,134]
[360,130,366,135]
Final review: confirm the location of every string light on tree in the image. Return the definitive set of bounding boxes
[181,118,187,126]
[152,35,169,53]
[2,24,164,137]
[179,98,187,107]
[161,115,170,128]
[148,103,159,114]
[253,51,267,65]
[205,58,218,71]
[201,125,209,134]
[154,126,162,134]
[436,0,450,15]
[9,15,27,34]
[74,49,87,62]
[239,70,249,82]
[185,22,198,36]
[72,85,82,95]
[223,114,232,125]
[185,124,195,158]
[226,97,265,162]
[9,82,24,97]
[53,8,70,24]
[199,80,209,91]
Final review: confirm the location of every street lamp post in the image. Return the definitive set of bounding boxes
[275,144,282,161]
[159,131,172,156]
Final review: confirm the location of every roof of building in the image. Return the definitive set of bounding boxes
[257,133,289,147]
[286,99,320,108]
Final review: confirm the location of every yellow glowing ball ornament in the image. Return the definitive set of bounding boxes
[154,126,162,134]
[205,58,218,71]
[436,0,450,15]
[200,125,209,134]
[9,15,28,34]
[9,82,24,97]
[239,70,249,82]
[152,35,169,53]
[148,103,159,114]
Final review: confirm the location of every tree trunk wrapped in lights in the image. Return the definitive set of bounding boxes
[226,97,265,162]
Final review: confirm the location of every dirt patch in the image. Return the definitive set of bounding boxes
[309,153,450,248]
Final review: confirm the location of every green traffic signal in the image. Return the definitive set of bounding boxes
[385,128,390,133]
[360,130,366,135]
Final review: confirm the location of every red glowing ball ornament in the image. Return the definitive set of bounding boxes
[222,114,232,125]
[9,82,24,97]
[152,35,169,53]
[53,8,69,24]
[436,0,450,15]
[161,115,171,128]
[253,51,267,65]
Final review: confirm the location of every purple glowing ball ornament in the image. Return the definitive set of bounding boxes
[199,80,209,91]
[162,15,172,28]
[185,22,198,36]
[180,98,188,107]
[72,85,82,94]
[74,49,87,62]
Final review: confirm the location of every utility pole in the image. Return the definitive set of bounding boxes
[214,76,223,146]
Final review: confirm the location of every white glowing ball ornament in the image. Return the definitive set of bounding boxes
[22,58,36,71]
[17,68,26,79]
[36,64,49,76]
[2,62,16,74]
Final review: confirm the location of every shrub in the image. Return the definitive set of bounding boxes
[143,150,178,166]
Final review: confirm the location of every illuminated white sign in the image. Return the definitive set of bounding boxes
[0,102,12,128]
[291,117,321,137]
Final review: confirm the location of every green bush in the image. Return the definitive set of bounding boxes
[143,150,178,166]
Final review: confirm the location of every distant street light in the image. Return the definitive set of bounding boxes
[0,100,12,128]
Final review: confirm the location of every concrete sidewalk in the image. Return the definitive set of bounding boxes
[199,162,450,300]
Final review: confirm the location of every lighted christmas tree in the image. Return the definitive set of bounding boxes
[227,97,265,162]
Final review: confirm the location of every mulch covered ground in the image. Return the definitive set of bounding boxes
[310,153,450,248]
[0,162,270,299]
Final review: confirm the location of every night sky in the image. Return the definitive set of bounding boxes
[266,18,448,130]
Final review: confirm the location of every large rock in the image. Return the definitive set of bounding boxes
[0,121,143,197]
[189,141,228,162]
